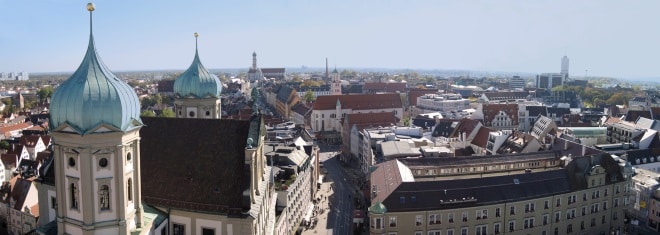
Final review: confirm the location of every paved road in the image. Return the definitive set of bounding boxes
[321,150,356,235]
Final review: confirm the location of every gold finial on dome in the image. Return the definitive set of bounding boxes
[194,32,199,38]
[87,2,95,12]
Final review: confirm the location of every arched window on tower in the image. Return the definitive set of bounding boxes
[127,178,133,202]
[99,185,110,210]
[70,183,79,210]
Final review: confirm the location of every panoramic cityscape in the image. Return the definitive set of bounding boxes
[1,1,660,235]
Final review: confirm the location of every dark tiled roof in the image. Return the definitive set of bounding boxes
[157,80,175,93]
[564,154,624,191]
[313,94,402,111]
[37,152,55,186]
[10,177,33,210]
[526,106,547,117]
[547,107,571,116]
[363,82,407,93]
[412,116,436,130]
[261,68,285,74]
[625,110,652,122]
[431,119,460,137]
[651,107,660,120]
[276,86,296,103]
[374,153,623,212]
[379,168,570,212]
[625,149,655,165]
[449,118,481,138]
[343,84,364,94]
[140,116,255,215]
[291,103,311,116]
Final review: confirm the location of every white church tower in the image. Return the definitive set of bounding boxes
[330,67,341,95]
[49,3,145,234]
[173,33,224,119]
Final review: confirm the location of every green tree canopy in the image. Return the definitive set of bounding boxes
[0,140,9,150]
[140,110,155,117]
[159,108,175,118]
[302,90,315,102]
[37,87,54,101]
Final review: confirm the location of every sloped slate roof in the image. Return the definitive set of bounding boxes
[140,116,254,215]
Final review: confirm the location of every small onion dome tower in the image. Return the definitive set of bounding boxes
[50,3,145,235]
[173,32,223,119]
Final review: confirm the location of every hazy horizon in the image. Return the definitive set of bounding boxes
[2,1,660,79]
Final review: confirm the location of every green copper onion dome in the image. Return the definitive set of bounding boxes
[50,5,142,134]
[173,33,223,98]
[369,201,387,214]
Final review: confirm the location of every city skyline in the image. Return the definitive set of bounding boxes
[1,1,659,79]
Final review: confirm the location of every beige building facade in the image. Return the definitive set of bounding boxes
[369,153,633,235]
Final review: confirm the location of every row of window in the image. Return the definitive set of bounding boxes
[385,212,620,235]
[172,223,216,235]
[376,196,629,228]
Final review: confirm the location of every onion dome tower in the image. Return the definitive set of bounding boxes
[50,3,145,234]
[173,33,223,119]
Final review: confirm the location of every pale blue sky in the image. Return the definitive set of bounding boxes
[0,0,659,78]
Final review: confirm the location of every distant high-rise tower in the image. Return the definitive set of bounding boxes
[561,56,569,77]
[331,67,341,95]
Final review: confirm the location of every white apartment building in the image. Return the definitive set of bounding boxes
[416,93,470,113]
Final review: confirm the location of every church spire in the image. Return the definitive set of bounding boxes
[252,51,257,69]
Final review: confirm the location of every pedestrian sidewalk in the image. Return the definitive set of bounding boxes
[302,176,334,235]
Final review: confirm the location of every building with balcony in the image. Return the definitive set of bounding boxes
[629,168,660,230]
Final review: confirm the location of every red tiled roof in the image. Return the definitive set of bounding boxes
[363,82,406,93]
[19,135,41,148]
[1,154,17,167]
[345,112,399,131]
[41,136,51,146]
[313,94,402,111]
[604,117,621,124]
[36,151,51,164]
[471,127,493,148]
[449,118,481,138]
[7,144,25,156]
[0,122,33,137]
[482,104,519,126]
[652,107,660,120]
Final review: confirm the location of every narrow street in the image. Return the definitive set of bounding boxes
[303,145,360,235]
